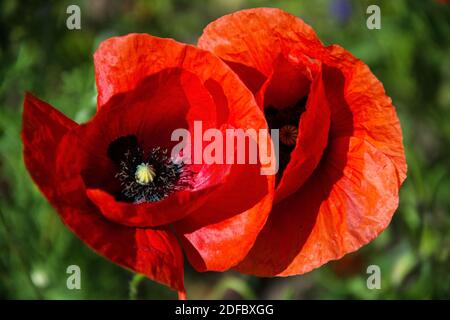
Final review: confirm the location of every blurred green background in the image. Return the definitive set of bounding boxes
[1,0,449,299]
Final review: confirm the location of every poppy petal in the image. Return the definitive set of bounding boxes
[320,46,407,183]
[274,67,331,203]
[174,164,274,272]
[236,136,400,276]
[22,94,185,292]
[237,56,406,275]
[94,34,183,108]
[85,187,215,227]
[22,93,78,202]
[94,33,268,140]
[60,201,185,292]
[61,201,186,292]
[255,52,319,110]
[198,8,323,79]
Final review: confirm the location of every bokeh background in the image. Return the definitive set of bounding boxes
[1,0,449,299]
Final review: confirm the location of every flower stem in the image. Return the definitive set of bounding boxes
[129,273,145,300]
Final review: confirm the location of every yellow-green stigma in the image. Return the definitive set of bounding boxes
[135,163,156,185]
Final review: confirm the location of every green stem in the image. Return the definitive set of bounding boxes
[129,273,145,300]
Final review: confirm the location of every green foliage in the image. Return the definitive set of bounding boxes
[1,0,449,299]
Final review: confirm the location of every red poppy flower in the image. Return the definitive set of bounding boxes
[198,8,407,276]
[22,34,274,296]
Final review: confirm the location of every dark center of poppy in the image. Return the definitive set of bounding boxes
[264,97,307,181]
[107,135,191,203]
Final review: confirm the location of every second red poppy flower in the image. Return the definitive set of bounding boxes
[198,8,407,276]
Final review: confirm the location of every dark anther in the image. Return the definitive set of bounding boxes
[264,96,308,182]
[107,135,192,203]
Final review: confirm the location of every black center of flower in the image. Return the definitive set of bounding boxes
[107,135,191,203]
[264,97,307,181]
